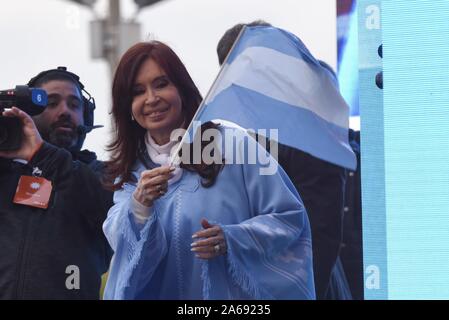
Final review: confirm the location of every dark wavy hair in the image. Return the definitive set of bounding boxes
[105,41,223,190]
[217,20,272,65]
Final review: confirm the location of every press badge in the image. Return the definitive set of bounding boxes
[13,170,52,209]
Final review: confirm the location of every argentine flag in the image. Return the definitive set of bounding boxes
[196,26,357,170]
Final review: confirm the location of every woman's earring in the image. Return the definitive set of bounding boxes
[131,114,135,121]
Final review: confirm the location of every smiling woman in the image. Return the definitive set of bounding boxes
[102,40,315,300]
[131,58,184,145]
[105,41,223,190]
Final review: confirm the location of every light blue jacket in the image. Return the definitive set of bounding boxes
[103,124,315,299]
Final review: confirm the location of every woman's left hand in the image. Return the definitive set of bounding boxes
[191,218,227,259]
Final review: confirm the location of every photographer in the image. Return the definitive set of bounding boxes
[0,68,112,300]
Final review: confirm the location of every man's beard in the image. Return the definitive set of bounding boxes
[45,119,79,150]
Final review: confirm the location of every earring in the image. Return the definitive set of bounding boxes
[131,114,135,121]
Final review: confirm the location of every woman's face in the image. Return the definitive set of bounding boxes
[131,58,183,143]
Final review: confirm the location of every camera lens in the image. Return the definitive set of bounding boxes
[0,126,7,145]
[0,117,22,151]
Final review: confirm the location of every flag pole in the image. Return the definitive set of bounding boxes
[169,25,248,166]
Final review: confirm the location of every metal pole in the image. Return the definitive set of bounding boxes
[106,0,121,78]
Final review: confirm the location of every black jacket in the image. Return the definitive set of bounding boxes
[265,139,346,299]
[340,130,363,299]
[0,143,113,299]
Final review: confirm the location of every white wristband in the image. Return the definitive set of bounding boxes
[131,194,153,224]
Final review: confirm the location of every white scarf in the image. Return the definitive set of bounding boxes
[144,132,183,185]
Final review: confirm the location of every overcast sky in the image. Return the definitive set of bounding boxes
[0,0,337,159]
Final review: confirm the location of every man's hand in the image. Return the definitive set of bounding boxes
[0,107,43,161]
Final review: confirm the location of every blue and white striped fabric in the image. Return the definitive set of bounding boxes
[197,26,357,170]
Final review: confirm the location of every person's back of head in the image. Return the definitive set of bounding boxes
[317,60,339,88]
[217,20,272,66]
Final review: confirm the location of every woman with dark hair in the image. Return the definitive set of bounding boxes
[103,41,315,300]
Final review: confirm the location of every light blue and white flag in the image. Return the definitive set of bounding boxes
[196,26,357,170]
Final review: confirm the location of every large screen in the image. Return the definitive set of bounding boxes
[338,0,359,117]
[359,0,449,299]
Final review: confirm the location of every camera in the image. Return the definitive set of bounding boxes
[0,85,47,151]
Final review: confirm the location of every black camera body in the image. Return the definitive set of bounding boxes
[0,85,47,151]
